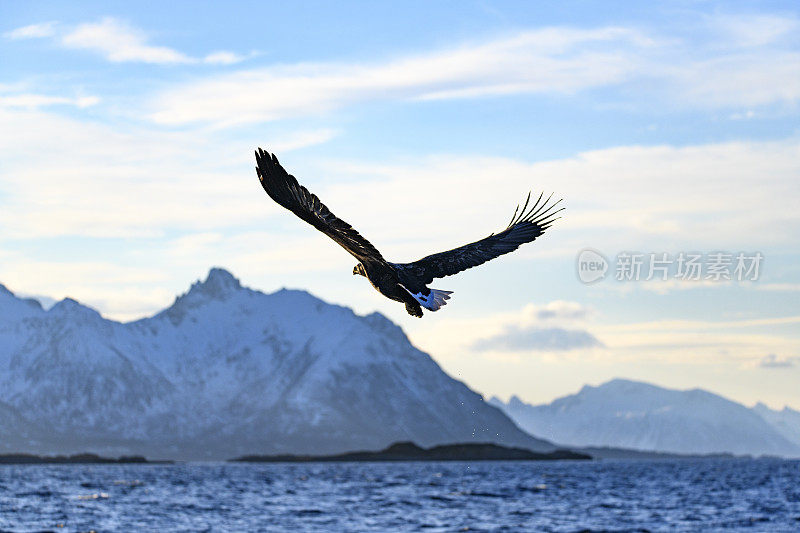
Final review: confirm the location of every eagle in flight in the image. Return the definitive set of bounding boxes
[255,148,563,317]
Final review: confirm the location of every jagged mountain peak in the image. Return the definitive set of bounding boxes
[0,267,554,459]
[190,267,242,299]
[753,403,800,450]
[160,268,247,325]
[507,395,526,408]
[158,270,353,330]
[0,284,45,320]
[205,266,241,289]
[48,297,102,320]
[50,297,83,311]
[752,402,799,416]
[0,284,43,311]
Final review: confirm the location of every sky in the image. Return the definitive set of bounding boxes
[1,0,799,410]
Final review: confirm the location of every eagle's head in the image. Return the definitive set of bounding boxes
[353,263,366,277]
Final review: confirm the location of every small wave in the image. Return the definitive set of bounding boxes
[76,492,109,500]
[113,479,144,486]
[518,483,547,493]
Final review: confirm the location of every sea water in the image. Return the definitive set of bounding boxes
[1,459,798,532]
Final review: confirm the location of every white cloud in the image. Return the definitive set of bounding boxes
[1,99,797,263]
[4,105,796,263]
[4,21,57,40]
[473,326,603,352]
[61,17,193,64]
[469,300,602,353]
[8,16,800,126]
[57,17,245,66]
[149,27,650,126]
[203,51,245,65]
[0,107,336,239]
[420,307,800,368]
[307,140,800,257]
[410,301,800,369]
[8,18,247,66]
[146,15,800,127]
[406,300,603,360]
[0,103,797,324]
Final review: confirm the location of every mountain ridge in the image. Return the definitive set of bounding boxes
[491,378,800,457]
[0,268,554,460]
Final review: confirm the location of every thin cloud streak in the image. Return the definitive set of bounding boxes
[4,21,57,40]
[759,353,797,368]
[203,51,246,65]
[61,17,194,64]
[149,27,651,126]
[148,15,800,127]
[473,326,603,352]
[35,17,246,65]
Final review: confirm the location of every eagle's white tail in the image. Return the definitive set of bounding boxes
[413,289,453,311]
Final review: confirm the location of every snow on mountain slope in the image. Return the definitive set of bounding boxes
[0,269,552,459]
[752,403,800,449]
[490,379,800,457]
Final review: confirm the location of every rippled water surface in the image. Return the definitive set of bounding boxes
[1,459,799,532]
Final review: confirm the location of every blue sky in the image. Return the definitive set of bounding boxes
[1,1,799,408]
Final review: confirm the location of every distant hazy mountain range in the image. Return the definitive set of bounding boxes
[752,402,800,450]
[490,379,800,457]
[0,268,553,460]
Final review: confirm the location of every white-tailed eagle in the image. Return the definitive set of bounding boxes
[255,148,563,317]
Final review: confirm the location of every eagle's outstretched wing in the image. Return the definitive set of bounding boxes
[392,192,563,286]
[255,148,385,262]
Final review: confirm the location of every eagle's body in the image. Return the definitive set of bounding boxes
[255,148,562,317]
[355,260,425,317]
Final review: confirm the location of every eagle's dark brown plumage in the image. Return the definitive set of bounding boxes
[255,148,563,317]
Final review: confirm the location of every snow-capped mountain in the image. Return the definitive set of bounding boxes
[490,379,800,457]
[0,268,553,460]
